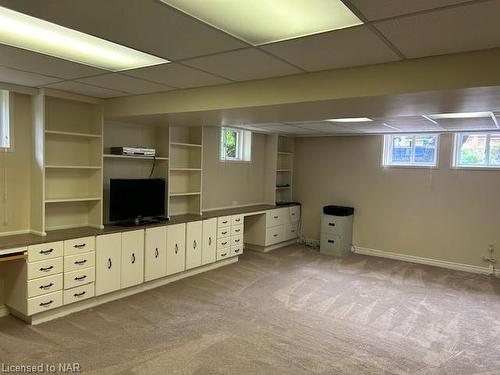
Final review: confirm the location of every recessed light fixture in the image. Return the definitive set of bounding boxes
[327,117,373,123]
[429,112,492,119]
[0,6,168,71]
[161,0,362,45]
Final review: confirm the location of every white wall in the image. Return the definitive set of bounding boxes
[202,127,268,209]
[294,133,500,268]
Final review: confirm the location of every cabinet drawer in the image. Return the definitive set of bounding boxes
[265,225,284,246]
[285,223,298,241]
[231,235,243,247]
[320,234,351,256]
[27,290,63,316]
[27,274,63,298]
[217,226,231,238]
[27,258,63,280]
[231,245,243,257]
[64,236,95,255]
[64,267,95,290]
[217,216,231,228]
[266,208,285,227]
[231,215,243,226]
[231,224,243,236]
[320,215,352,235]
[64,283,95,305]
[217,237,231,249]
[216,247,230,261]
[64,252,95,273]
[28,241,63,263]
[288,206,300,223]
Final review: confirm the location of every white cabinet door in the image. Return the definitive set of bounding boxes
[145,226,167,282]
[186,221,202,270]
[202,218,217,265]
[166,223,186,275]
[121,230,145,288]
[95,233,122,296]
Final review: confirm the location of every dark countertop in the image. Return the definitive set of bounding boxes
[0,204,299,251]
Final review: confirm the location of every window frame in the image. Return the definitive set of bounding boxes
[453,132,500,170]
[0,89,11,150]
[220,127,251,162]
[382,133,440,168]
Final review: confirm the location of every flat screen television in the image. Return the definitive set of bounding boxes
[109,178,166,224]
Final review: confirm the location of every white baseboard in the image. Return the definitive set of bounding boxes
[353,246,500,276]
[0,305,8,318]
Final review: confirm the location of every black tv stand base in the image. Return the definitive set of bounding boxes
[117,216,169,227]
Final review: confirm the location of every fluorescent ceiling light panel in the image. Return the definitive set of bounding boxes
[0,6,168,71]
[429,112,492,119]
[161,0,362,45]
[327,117,373,123]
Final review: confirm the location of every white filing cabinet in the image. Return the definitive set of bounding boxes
[320,206,354,257]
[217,214,244,260]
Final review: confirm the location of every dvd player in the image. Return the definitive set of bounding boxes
[110,147,156,156]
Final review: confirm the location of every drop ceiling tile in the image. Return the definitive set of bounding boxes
[125,63,230,88]
[375,1,500,58]
[0,0,246,60]
[337,120,399,133]
[0,66,60,86]
[183,49,302,81]
[383,116,444,131]
[350,0,471,21]
[433,117,498,131]
[78,74,173,95]
[262,26,400,71]
[44,81,126,98]
[0,44,107,79]
[272,125,316,134]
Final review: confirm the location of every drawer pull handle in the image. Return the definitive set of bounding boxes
[222,231,227,235]
[107,258,112,270]
[234,249,240,253]
[235,239,240,243]
[328,223,335,227]
[273,234,278,237]
[74,244,86,249]
[193,240,197,249]
[39,283,54,290]
[39,248,54,255]
[221,253,227,257]
[40,266,54,272]
[291,213,296,216]
[175,244,179,254]
[235,229,241,233]
[131,253,136,264]
[155,248,159,258]
[74,275,87,281]
[39,300,53,307]
[328,240,335,244]
[209,237,212,246]
[222,241,228,246]
[74,260,87,265]
[222,221,228,224]
[74,291,86,298]
[273,216,279,219]
[235,218,241,222]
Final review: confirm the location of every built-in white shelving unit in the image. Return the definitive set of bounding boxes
[31,90,105,234]
[276,136,294,204]
[168,126,203,215]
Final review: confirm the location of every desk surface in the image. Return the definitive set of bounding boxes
[0,204,299,251]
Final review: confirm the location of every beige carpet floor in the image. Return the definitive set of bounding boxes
[1,245,500,374]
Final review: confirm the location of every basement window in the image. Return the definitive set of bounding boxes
[383,134,439,167]
[0,90,10,149]
[220,127,252,161]
[453,132,500,169]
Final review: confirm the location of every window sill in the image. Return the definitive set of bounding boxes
[451,166,500,171]
[220,159,252,164]
[382,164,438,169]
